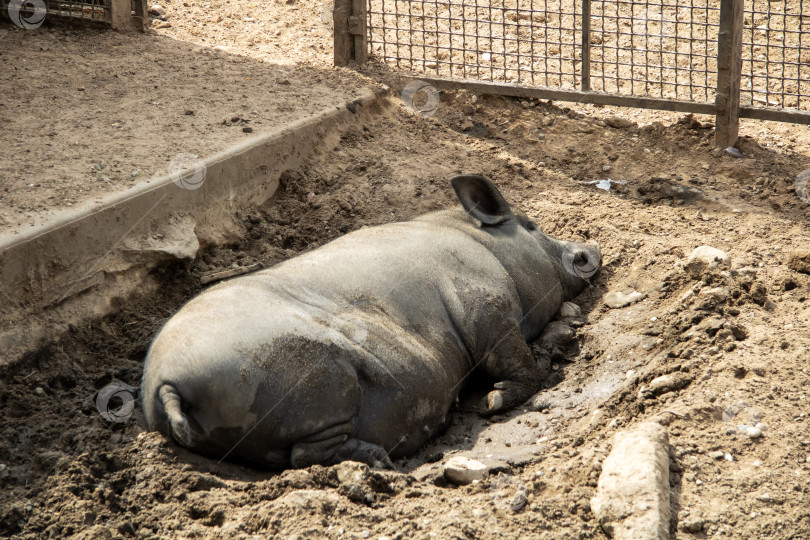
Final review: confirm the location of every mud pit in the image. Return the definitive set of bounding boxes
[2,91,810,540]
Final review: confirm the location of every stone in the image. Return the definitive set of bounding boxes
[642,372,694,398]
[684,246,730,279]
[148,3,166,17]
[444,456,489,485]
[605,116,635,129]
[277,490,341,514]
[604,289,646,309]
[679,517,705,533]
[590,422,671,540]
[787,250,810,274]
[335,461,369,485]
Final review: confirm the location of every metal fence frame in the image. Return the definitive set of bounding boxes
[335,0,810,147]
[1,0,147,31]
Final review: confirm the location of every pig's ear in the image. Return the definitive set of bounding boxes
[451,175,513,226]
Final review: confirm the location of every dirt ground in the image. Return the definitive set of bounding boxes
[2,90,810,538]
[3,0,810,539]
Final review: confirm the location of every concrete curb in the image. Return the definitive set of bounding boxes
[591,422,671,540]
[0,90,385,368]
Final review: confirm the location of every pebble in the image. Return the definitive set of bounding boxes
[709,450,725,460]
[745,426,763,439]
[153,20,171,28]
[605,116,634,129]
[444,456,489,485]
[604,288,646,309]
[684,246,731,279]
[34,387,45,396]
[148,3,166,17]
[242,126,254,133]
[725,146,745,158]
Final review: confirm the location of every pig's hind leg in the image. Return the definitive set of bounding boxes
[290,422,393,469]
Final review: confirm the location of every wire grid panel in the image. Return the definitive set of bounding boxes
[367,0,582,88]
[742,0,810,110]
[588,0,720,103]
[0,0,110,22]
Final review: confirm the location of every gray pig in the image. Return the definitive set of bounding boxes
[141,175,600,468]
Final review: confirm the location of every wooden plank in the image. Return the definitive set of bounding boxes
[581,0,591,91]
[714,0,744,147]
[419,77,716,115]
[333,0,352,66]
[739,106,810,125]
[351,0,368,64]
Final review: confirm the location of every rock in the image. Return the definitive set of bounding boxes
[335,461,369,485]
[148,3,166,17]
[120,215,199,264]
[604,289,646,309]
[277,490,341,514]
[684,246,730,279]
[709,450,725,460]
[678,517,705,533]
[725,147,745,158]
[559,301,581,318]
[444,456,489,485]
[605,116,635,129]
[540,321,575,349]
[590,423,671,540]
[744,426,763,439]
[642,372,694,398]
[153,20,172,28]
[701,287,729,303]
[787,250,810,274]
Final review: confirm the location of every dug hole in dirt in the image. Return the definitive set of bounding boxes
[2,89,810,540]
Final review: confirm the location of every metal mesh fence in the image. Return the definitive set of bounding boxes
[0,0,110,23]
[367,0,810,115]
[367,0,582,88]
[742,1,810,110]
[588,0,719,102]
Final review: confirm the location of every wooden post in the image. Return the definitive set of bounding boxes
[351,0,368,64]
[715,0,743,148]
[334,0,352,66]
[110,0,147,31]
[581,0,591,91]
[334,0,366,66]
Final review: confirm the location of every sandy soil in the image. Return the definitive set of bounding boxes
[0,17,367,236]
[2,91,810,538]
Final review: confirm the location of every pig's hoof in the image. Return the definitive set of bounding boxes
[485,389,506,413]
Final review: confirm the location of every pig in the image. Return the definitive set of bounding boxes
[141,175,600,469]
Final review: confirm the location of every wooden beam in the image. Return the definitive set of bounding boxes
[581,0,591,91]
[351,0,367,64]
[418,77,716,115]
